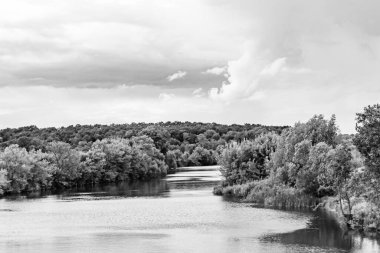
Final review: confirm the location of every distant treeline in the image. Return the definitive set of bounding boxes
[0,122,287,150]
[0,122,287,195]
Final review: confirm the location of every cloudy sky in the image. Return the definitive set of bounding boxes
[1,0,380,133]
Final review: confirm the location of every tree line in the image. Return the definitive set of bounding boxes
[215,105,380,231]
[0,122,286,195]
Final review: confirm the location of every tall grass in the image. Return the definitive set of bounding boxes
[214,179,319,208]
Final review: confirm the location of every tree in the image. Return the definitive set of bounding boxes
[354,104,380,177]
[131,135,168,179]
[189,146,216,166]
[0,145,53,193]
[327,144,354,222]
[266,115,340,190]
[0,145,31,193]
[139,126,170,154]
[27,150,54,191]
[252,132,279,179]
[289,140,312,186]
[219,141,260,185]
[354,104,380,206]
[91,138,133,182]
[80,144,106,185]
[47,141,81,188]
[0,170,7,195]
[165,150,178,173]
[296,142,332,196]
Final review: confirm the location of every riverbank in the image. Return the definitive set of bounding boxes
[1,165,379,253]
[320,196,380,234]
[213,182,380,235]
[213,179,319,209]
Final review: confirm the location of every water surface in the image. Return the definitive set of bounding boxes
[0,166,379,253]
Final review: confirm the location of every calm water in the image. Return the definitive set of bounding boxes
[0,166,379,253]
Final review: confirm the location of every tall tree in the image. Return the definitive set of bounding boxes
[354,104,380,205]
[47,141,81,187]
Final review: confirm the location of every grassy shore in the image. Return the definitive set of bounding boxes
[214,182,380,233]
[213,179,319,209]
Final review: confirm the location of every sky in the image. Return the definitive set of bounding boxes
[1,0,380,133]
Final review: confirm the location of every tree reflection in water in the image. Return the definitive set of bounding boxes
[262,210,380,252]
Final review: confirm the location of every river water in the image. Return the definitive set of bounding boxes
[0,166,379,253]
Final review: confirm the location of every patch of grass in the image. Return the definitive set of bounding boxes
[213,179,319,208]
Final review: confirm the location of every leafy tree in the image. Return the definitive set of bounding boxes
[296,142,332,196]
[91,138,133,182]
[288,140,312,187]
[327,144,354,220]
[354,104,380,177]
[354,104,380,206]
[0,145,32,193]
[80,144,106,185]
[131,135,168,179]
[165,150,178,173]
[47,141,81,188]
[27,150,54,191]
[0,145,53,193]
[139,126,170,154]
[0,170,7,195]
[219,142,260,185]
[189,146,216,166]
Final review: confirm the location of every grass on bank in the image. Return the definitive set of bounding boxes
[214,180,380,233]
[213,179,319,209]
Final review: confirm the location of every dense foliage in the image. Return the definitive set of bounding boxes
[218,115,343,196]
[0,122,285,195]
[0,122,286,151]
[216,110,380,231]
[354,104,380,206]
[0,136,167,194]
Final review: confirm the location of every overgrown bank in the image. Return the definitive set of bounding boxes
[213,179,319,209]
[213,105,380,233]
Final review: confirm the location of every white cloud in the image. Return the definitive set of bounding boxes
[158,93,175,101]
[0,0,246,88]
[209,1,380,108]
[260,58,287,76]
[192,88,205,97]
[209,45,263,101]
[203,66,227,75]
[167,71,187,82]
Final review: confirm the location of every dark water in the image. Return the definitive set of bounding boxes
[0,166,379,253]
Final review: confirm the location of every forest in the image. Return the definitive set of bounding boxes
[0,122,285,195]
[214,104,380,232]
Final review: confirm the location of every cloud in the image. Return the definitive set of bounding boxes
[0,0,246,89]
[192,88,205,98]
[166,71,187,82]
[209,0,380,105]
[203,66,227,75]
[1,0,380,133]
[158,93,175,101]
[260,58,286,76]
[209,45,266,101]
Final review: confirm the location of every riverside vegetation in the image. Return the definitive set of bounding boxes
[214,104,380,233]
[1,105,380,234]
[0,122,285,195]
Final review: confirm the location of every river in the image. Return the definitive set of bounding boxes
[0,166,379,253]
